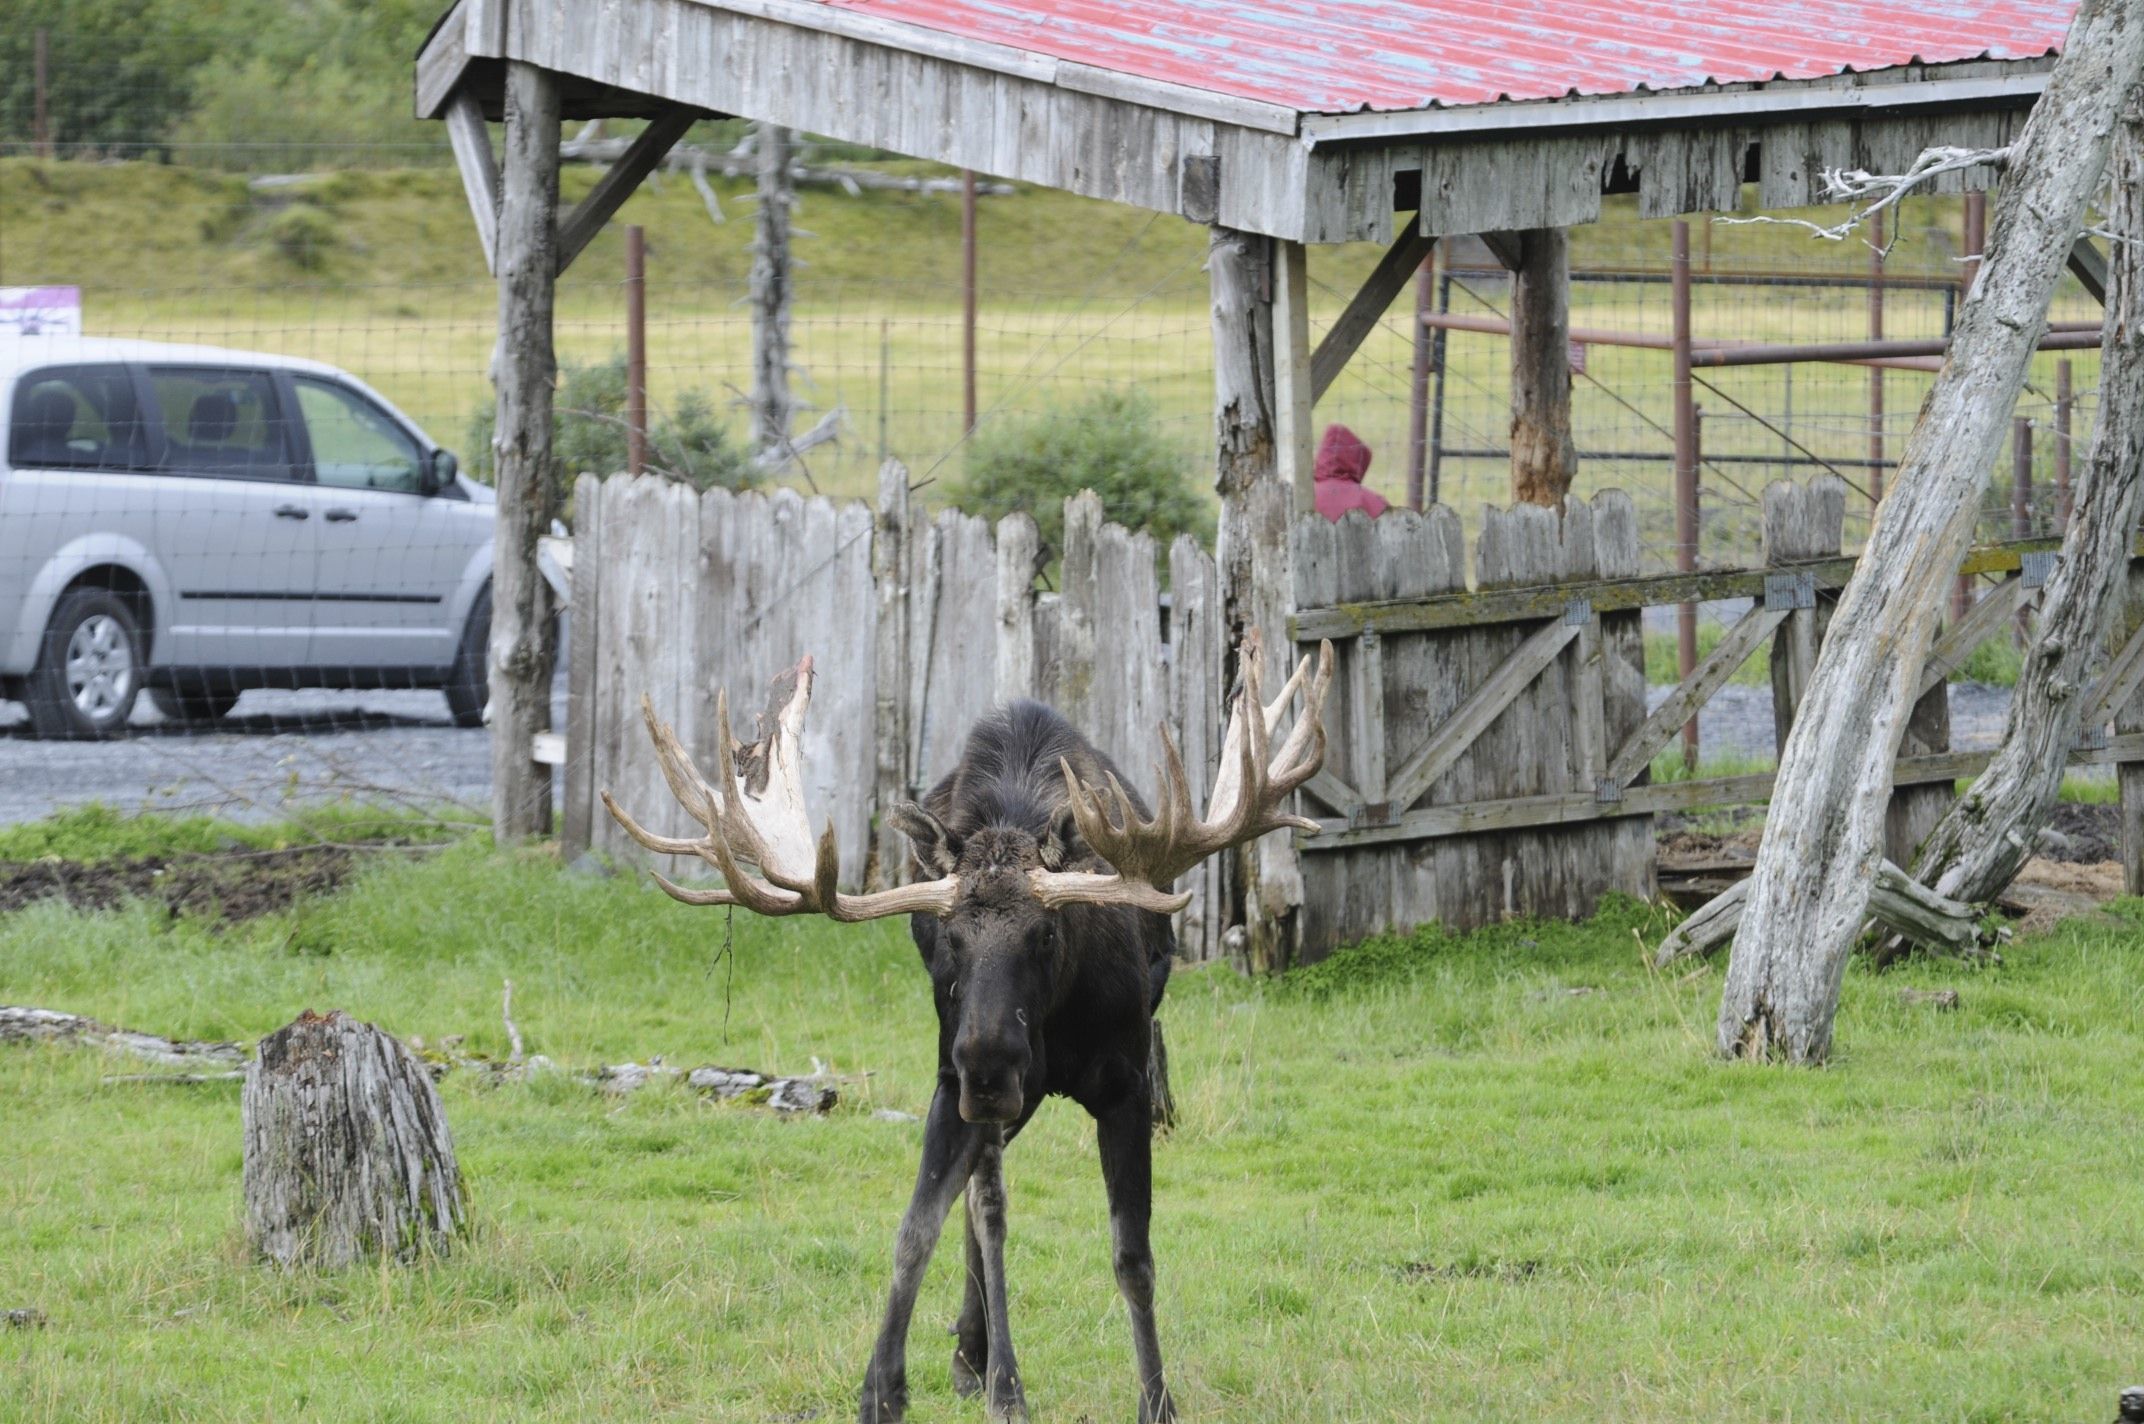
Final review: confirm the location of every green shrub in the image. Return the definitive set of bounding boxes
[263,203,339,271]
[950,389,1212,555]
[466,355,757,497]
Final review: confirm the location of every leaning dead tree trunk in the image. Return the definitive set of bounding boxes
[1718,0,2144,1063]
[1909,94,2144,910]
[750,122,796,462]
[243,1011,466,1269]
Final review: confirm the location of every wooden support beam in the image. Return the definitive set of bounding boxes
[1508,227,1577,507]
[1916,575,2027,700]
[1290,536,2144,640]
[1384,616,1579,812]
[1300,734,2144,850]
[2070,236,2109,304]
[1272,238,1316,518]
[556,109,697,276]
[2086,612,2144,726]
[489,61,563,843]
[445,91,501,275]
[1309,222,1435,404]
[1606,605,1787,786]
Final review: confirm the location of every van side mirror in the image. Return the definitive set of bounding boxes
[426,448,459,493]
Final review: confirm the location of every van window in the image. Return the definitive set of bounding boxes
[295,377,425,494]
[149,367,294,480]
[8,365,146,471]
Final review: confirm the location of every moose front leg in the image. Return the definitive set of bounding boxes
[860,1085,982,1424]
[1097,1096,1176,1424]
[965,1127,1028,1422]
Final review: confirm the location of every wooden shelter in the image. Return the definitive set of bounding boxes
[417,0,2079,945]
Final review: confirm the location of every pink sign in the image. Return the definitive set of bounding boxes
[1567,338,1587,375]
[0,287,82,337]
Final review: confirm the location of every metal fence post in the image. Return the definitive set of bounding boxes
[1672,220,1700,768]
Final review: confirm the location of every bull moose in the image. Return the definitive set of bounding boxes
[603,632,1332,1424]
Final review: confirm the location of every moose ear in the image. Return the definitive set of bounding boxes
[889,801,960,877]
[1039,806,1084,872]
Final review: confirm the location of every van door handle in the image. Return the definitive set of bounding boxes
[323,508,359,523]
[273,504,311,520]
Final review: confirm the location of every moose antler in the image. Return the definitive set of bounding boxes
[601,658,962,921]
[1050,631,1334,898]
[606,634,1332,924]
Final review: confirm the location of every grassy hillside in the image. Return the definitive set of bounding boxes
[0,158,2101,552]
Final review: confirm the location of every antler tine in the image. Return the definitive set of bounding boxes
[638,695,719,832]
[1268,640,1336,795]
[600,789,709,858]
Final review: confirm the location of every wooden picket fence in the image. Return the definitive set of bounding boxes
[562,469,2144,966]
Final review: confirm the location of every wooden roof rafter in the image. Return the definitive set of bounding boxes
[442,89,706,275]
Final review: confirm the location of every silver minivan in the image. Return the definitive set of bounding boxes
[0,337,494,738]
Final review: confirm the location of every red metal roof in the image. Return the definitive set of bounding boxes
[819,0,2073,115]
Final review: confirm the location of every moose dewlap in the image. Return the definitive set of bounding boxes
[242,1010,466,1269]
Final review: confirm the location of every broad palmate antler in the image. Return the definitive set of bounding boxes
[603,633,1333,921]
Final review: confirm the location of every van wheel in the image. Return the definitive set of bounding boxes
[26,589,144,740]
[150,687,240,724]
[444,584,491,729]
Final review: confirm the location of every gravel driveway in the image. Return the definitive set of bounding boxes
[0,659,567,825]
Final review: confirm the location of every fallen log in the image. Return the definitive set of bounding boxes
[0,1006,244,1070]
[1654,859,1987,969]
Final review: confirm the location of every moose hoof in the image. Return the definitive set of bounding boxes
[858,1374,908,1424]
[951,1346,985,1398]
[985,1372,1029,1424]
[1139,1385,1178,1424]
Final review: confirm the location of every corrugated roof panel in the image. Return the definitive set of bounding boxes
[816,0,2073,114]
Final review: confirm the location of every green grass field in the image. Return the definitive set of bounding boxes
[0,159,2105,558]
[4,811,2142,1422]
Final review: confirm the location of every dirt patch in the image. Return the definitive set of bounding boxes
[2037,803,2122,864]
[2002,858,2127,938]
[1658,803,2121,867]
[0,846,358,924]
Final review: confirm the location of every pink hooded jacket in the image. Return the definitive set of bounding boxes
[1312,424,1389,522]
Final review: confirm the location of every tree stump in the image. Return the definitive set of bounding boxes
[243,1010,466,1269]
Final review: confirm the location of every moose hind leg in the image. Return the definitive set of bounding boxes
[1097,1098,1176,1424]
[951,1196,987,1398]
[860,1086,981,1424]
[968,1128,1029,1423]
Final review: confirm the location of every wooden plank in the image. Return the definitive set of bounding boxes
[995,514,1039,703]
[1290,537,2144,640]
[1349,631,1388,803]
[1383,616,1579,813]
[2086,611,2144,726]
[872,462,910,884]
[444,90,500,275]
[1571,618,1605,785]
[1916,574,2026,699]
[1167,535,1226,961]
[555,108,697,275]
[2070,235,2109,305]
[1301,734,2144,849]
[1606,605,1787,786]
[415,2,472,120]
[560,471,602,859]
[1308,224,1434,403]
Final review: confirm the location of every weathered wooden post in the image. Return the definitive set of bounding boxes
[751,122,796,460]
[490,62,563,843]
[1208,225,1303,970]
[243,1011,466,1269]
[1508,228,1576,508]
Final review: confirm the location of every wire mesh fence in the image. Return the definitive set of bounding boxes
[0,34,2106,807]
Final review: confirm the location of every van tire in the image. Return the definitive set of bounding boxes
[150,687,241,724]
[26,589,144,740]
[444,584,491,729]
